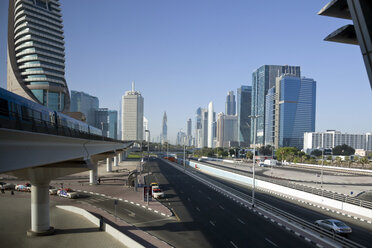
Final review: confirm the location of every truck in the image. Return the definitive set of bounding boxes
[263,159,277,166]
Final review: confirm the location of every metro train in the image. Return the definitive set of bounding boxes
[0,87,102,137]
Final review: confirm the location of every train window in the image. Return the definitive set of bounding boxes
[33,110,41,121]
[21,106,31,121]
[0,98,9,117]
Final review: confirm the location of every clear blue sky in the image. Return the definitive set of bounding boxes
[1,0,371,143]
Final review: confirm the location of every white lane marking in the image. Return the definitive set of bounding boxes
[219,205,225,210]
[237,218,245,225]
[198,190,202,193]
[230,241,238,248]
[196,207,200,212]
[207,196,212,200]
[187,197,191,202]
[209,220,215,226]
[265,238,278,247]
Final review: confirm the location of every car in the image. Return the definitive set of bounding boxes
[49,186,58,195]
[315,219,352,236]
[57,188,79,199]
[151,182,159,187]
[0,182,15,190]
[152,188,164,199]
[15,183,31,192]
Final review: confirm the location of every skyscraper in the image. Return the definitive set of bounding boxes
[207,101,215,148]
[176,130,186,145]
[187,118,192,146]
[7,0,70,112]
[95,108,118,139]
[143,117,150,142]
[162,112,167,144]
[70,90,99,126]
[121,82,144,141]
[225,91,236,115]
[216,113,238,148]
[266,75,316,149]
[251,65,300,147]
[237,85,252,147]
[108,110,118,139]
[195,107,202,148]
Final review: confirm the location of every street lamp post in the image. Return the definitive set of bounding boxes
[317,146,324,196]
[248,114,261,207]
[145,130,150,206]
[183,142,186,172]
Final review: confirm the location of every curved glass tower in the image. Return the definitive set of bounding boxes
[7,0,70,112]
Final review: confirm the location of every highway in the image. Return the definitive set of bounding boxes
[79,158,313,248]
[189,160,372,247]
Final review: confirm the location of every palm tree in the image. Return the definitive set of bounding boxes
[335,157,342,167]
[360,156,368,169]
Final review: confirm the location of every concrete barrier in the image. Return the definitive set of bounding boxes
[56,205,144,248]
[185,160,372,221]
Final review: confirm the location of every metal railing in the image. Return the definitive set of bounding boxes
[182,159,372,210]
[169,159,366,248]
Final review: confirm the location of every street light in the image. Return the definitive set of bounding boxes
[145,130,150,205]
[248,114,262,207]
[183,139,186,172]
[317,146,324,196]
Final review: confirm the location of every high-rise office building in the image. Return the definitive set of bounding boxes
[162,112,167,144]
[187,118,192,146]
[264,75,316,149]
[201,108,208,148]
[143,117,150,142]
[216,113,238,148]
[7,0,70,112]
[95,108,108,137]
[237,85,252,147]
[121,82,144,141]
[195,107,202,148]
[108,110,118,139]
[176,130,186,145]
[304,131,372,153]
[208,101,215,148]
[225,91,236,115]
[70,90,99,126]
[251,65,300,147]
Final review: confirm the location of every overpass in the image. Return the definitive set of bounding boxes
[0,127,136,236]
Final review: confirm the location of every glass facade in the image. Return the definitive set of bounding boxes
[70,91,99,126]
[237,85,252,146]
[8,0,70,112]
[108,110,118,139]
[278,76,316,149]
[225,91,236,115]
[264,87,275,146]
[251,65,300,147]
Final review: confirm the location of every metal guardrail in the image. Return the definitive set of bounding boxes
[169,159,366,248]
[195,160,372,210]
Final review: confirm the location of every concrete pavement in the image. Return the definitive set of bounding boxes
[0,192,125,248]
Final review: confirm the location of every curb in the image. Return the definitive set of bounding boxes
[74,189,173,218]
[56,205,145,248]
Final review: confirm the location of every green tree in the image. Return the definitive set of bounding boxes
[311,149,322,157]
[259,145,273,156]
[360,156,369,169]
[246,151,253,159]
[332,144,355,156]
[335,157,342,166]
[276,147,300,162]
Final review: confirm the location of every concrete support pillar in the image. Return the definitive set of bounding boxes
[118,153,122,162]
[113,156,118,167]
[106,157,112,172]
[28,183,54,236]
[89,163,98,184]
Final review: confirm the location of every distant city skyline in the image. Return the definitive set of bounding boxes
[1,1,371,143]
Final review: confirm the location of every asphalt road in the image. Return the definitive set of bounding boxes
[79,158,314,248]
[192,163,372,247]
[147,158,314,248]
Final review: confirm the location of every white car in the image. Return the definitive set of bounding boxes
[57,188,79,199]
[152,187,164,199]
[49,186,58,195]
[15,183,31,192]
[315,219,352,236]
